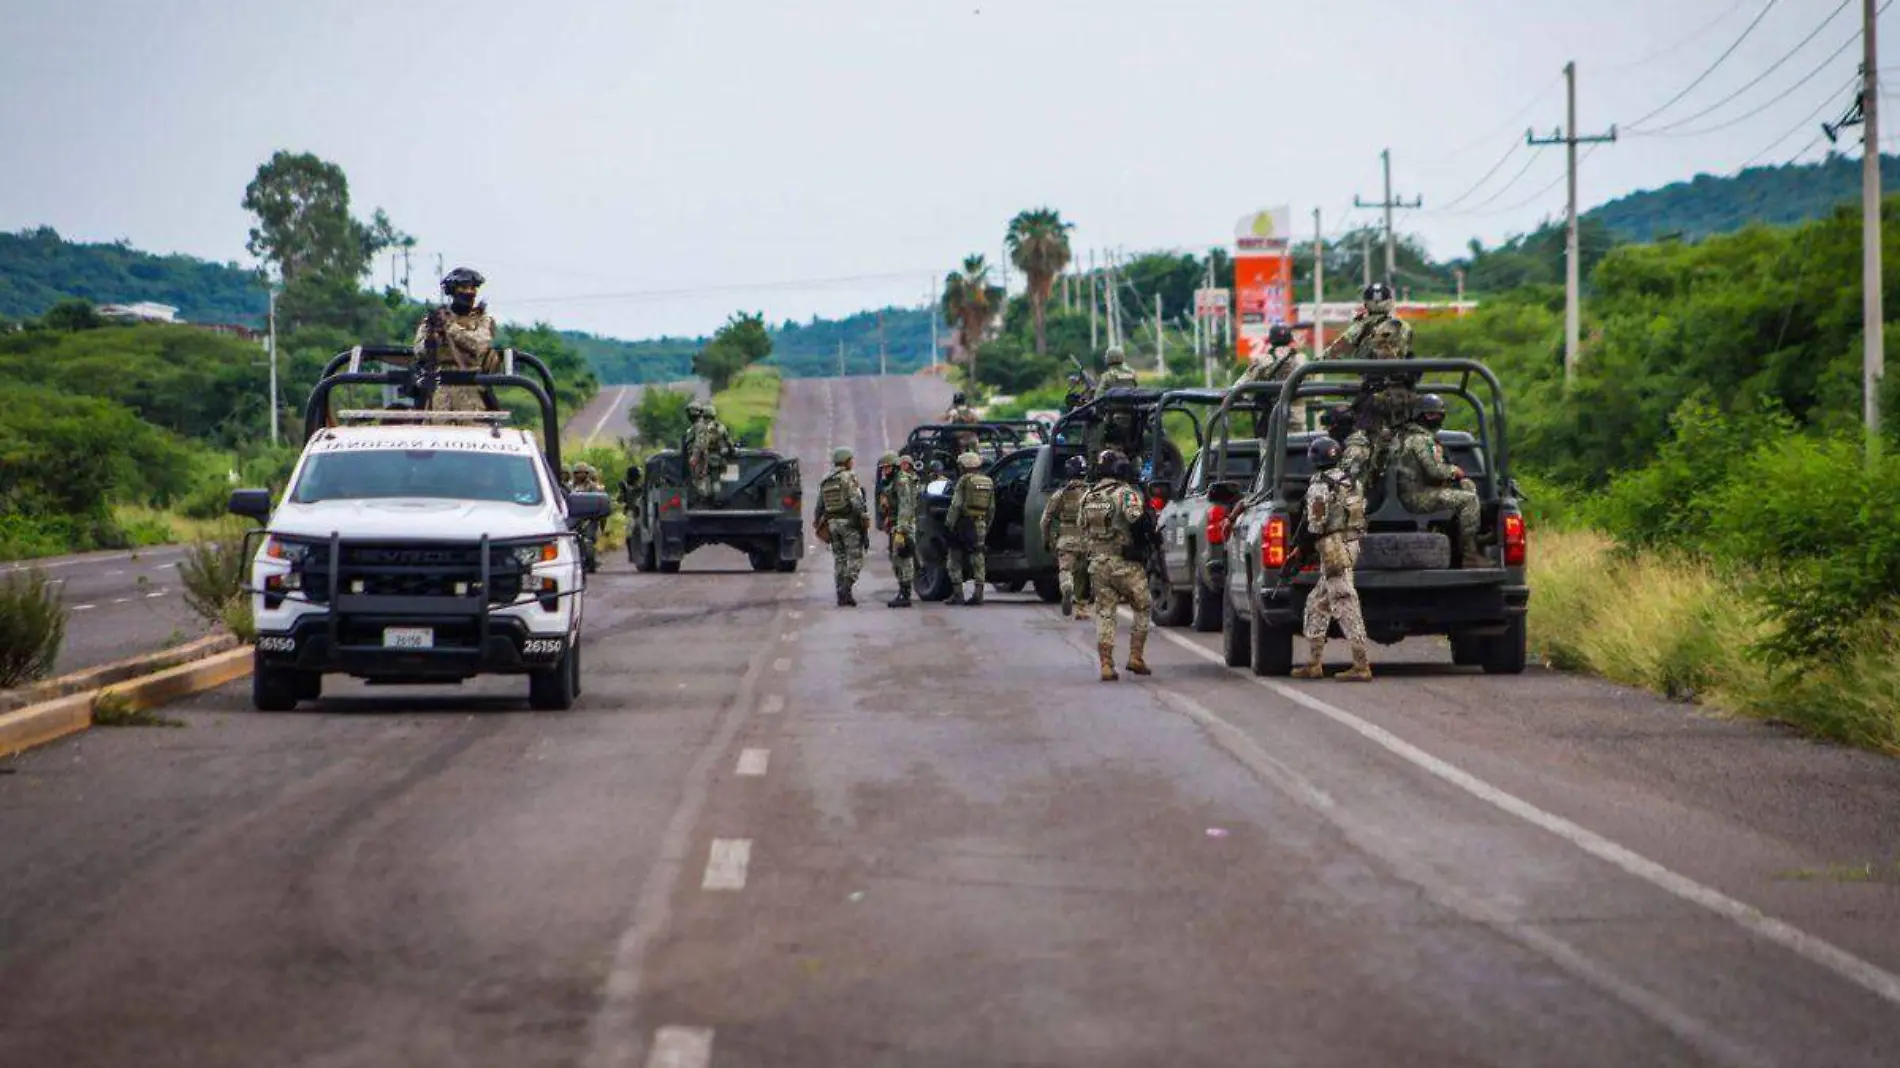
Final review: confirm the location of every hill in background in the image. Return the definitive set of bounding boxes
[575,305,937,383]
[0,227,265,325]
[1583,153,1900,244]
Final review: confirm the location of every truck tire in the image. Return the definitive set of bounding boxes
[775,557,798,573]
[529,643,579,710]
[1358,532,1451,571]
[1149,559,1191,627]
[295,671,323,701]
[1032,575,1061,603]
[1250,603,1295,677]
[996,579,1027,594]
[1190,560,1221,633]
[1450,632,1485,667]
[916,562,952,602]
[658,558,681,574]
[1482,615,1529,675]
[1221,587,1251,668]
[252,657,303,712]
[749,550,775,572]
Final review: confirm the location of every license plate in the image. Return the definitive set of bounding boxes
[722,464,741,481]
[383,627,434,649]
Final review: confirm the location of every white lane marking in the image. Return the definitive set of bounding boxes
[642,1027,713,1068]
[72,604,96,612]
[736,748,770,776]
[145,591,166,599]
[586,385,630,446]
[772,658,790,672]
[111,597,131,604]
[781,631,796,642]
[788,610,803,620]
[155,562,176,570]
[1149,625,1900,1009]
[701,838,751,890]
[106,570,125,576]
[761,694,785,715]
[0,547,186,575]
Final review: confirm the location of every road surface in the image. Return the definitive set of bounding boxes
[5,373,1900,1068]
[568,379,709,449]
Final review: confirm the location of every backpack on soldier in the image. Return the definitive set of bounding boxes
[820,473,852,518]
[961,474,994,518]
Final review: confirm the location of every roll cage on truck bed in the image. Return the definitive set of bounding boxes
[1197,358,1530,676]
[225,345,612,711]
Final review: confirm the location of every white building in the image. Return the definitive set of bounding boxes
[96,302,180,323]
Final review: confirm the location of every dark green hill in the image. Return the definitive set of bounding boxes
[0,227,265,325]
[1584,153,1900,244]
[576,305,938,383]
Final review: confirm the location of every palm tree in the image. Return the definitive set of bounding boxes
[1005,208,1074,355]
[941,254,1003,390]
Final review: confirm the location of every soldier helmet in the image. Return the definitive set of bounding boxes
[1362,281,1395,314]
[952,391,967,405]
[957,451,983,471]
[1309,436,1343,469]
[1267,321,1295,347]
[1096,448,1125,470]
[897,453,916,470]
[699,401,717,418]
[832,446,854,465]
[574,462,597,477]
[1414,394,1447,426]
[440,267,485,294]
[878,450,899,467]
[1104,346,1126,366]
[1064,455,1087,479]
[684,400,704,417]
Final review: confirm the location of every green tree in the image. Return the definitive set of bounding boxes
[1005,208,1074,356]
[241,151,398,284]
[634,386,693,446]
[39,298,102,331]
[942,255,1003,388]
[693,311,772,391]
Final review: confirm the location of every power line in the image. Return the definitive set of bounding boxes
[1633,0,1852,134]
[1736,77,1860,167]
[508,269,939,306]
[1622,0,1782,129]
[1436,150,1551,215]
[1437,75,1564,160]
[1481,146,1602,218]
[1432,139,1527,212]
[1629,32,1864,139]
[1605,0,1753,72]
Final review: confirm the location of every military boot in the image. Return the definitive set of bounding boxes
[1060,590,1073,617]
[1126,631,1152,676]
[1336,644,1374,682]
[946,584,966,605]
[969,584,985,606]
[1098,643,1120,682]
[1290,639,1328,679]
[887,584,912,608]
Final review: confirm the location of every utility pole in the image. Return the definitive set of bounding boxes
[836,338,845,378]
[267,287,280,446]
[1088,250,1099,350]
[929,277,940,369]
[1354,148,1421,284]
[1154,294,1164,372]
[1361,234,1372,287]
[1864,0,1885,454]
[1529,61,1618,387]
[877,310,887,376]
[1455,267,1466,314]
[1312,207,1326,357]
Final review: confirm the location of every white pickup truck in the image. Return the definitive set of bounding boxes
[228,346,609,711]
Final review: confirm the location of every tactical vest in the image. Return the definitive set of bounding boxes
[1315,470,1366,537]
[960,474,994,517]
[1078,483,1128,545]
[820,473,855,518]
[1393,428,1436,495]
[1056,482,1085,528]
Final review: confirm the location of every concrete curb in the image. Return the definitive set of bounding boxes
[0,647,253,759]
[0,633,238,714]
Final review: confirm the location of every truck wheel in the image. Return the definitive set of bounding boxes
[1250,602,1295,677]
[295,671,323,701]
[1149,560,1191,627]
[749,551,775,572]
[1221,588,1251,668]
[916,563,952,602]
[1190,566,1222,633]
[632,537,653,572]
[252,656,303,712]
[1031,575,1061,603]
[996,579,1026,594]
[658,558,681,574]
[1481,615,1529,675]
[1450,632,1485,667]
[529,644,579,710]
[775,557,799,573]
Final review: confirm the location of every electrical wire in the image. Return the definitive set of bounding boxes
[508,268,941,306]
[1633,0,1851,133]
[1622,0,1782,129]
[1435,150,1551,216]
[1605,0,1753,72]
[1629,42,1862,140]
[1468,146,1603,218]
[1432,139,1528,212]
[1736,79,1859,167]
[1436,75,1563,160]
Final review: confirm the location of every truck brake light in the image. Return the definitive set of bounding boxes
[663,494,682,513]
[782,494,799,509]
[1206,504,1229,546]
[1263,516,1287,569]
[1503,513,1527,567]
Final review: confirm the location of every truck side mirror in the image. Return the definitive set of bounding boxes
[1204,481,1241,507]
[566,491,612,521]
[227,488,273,524]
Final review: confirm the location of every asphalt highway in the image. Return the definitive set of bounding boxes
[4,374,1900,1068]
[569,379,709,449]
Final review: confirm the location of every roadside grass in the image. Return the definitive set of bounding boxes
[91,689,184,728]
[112,504,242,548]
[714,366,782,447]
[1527,527,1900,754]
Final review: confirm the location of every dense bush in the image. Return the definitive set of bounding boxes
[0,570,67,687]
[179,535,251,640]
[0,382,201,523]
[634,387,693,447]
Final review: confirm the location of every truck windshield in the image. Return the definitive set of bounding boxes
[291,450,544,506]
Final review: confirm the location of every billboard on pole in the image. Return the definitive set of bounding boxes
[1233,207,1293,363]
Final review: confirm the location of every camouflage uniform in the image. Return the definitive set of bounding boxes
[1234,344,1306,434]
[1079,476,1152,680]
[881,458,920,599]
[412,307,500,411]
[815,452,868,605]
[1340,429,1377,489]
[1094,365,1139,397]
[945,454,994,602]
[570,465,606,493]
[1325,306,1417,431]
[1294,466,1372,681]
[687,411,736,504]
[1393,422,1483,565]
[1039,475,1092,618]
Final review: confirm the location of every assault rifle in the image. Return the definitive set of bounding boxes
[1276,514,1316,585]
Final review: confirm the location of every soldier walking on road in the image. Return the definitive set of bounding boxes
[879,453,921,607]
[1293,437,1373,682]
[1040,455,1092,618]
[1078,450,1152,681]
[944,451,993,605]
[1393,394,1487,568]
[413,267,501,412]
[814,447,869,606]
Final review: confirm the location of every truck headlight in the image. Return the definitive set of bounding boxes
[265,536,315,564]
[512,542,559,567]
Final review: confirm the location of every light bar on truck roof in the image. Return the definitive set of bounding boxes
[334,410,513,426]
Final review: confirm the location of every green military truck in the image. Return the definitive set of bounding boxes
[624,447,804,573]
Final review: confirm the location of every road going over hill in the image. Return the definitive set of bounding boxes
[568,379,709,449]
[5,373,1900,1068]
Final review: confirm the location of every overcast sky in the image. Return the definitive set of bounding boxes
[0,0,1884,338]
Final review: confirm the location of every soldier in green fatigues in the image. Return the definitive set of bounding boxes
[944,451,993,605]
[879,452,921,607]
[1323,404,1377,490]
[413,267,501,412]
[1392,395,1487,569]
[1292,437,1373,681]
[687,401,736,505]
[1039,454,1092,618]
[1093,346,1139,398]
[1077,450,1152,681]
[814,446,869,606]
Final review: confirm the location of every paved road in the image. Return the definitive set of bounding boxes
[1,545,215,676]
[6,372,1900,1067]
[568,379,709,450]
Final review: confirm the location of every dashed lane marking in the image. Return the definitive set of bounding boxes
[761,695,785,715]
[1148,623,1900,1010]
[145,591,166,599]
[643,1027,712,1068]
[736,748,770,776]
[701,838,751,890]
[789,610,803,620]
[781,631,796,642]
[72,604,95,612]
[111,597,130,604]
[772,658,791,672]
